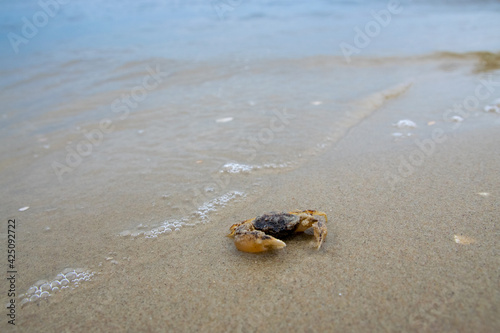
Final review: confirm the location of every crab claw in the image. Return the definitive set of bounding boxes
[234,230,286,253]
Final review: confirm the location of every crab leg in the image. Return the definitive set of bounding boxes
[312,219,327,250]
[289,210,328,250]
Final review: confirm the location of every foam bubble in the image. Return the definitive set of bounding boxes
[220,162,288,174]
[216,117,234,123]
[26,286,37,295]
[40,283,51,292]
[34,280,48,287]
[65,272,77,281]
[121,191,246,239]
[194,191,245,223]
[20,268,95,307]
[393,119,417,129]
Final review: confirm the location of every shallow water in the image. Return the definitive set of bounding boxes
[1,0,500,331]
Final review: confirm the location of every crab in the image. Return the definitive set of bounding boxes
[227,210,327,253]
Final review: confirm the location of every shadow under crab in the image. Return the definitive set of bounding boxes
[227,210,328,253]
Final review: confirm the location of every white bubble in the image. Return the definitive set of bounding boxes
[119,230,131,237]
[51,287,59,292]
[30,295,40,302]
[174,228,180,232]
[66,272,77,281]
[40,291,50,298]
[26,286,38,295]
[60,279,70,286]
[55,274,65,281]
[34,279,48,287]
[40,283,51,292]
[51,280,61,289]
[393,119,417,129]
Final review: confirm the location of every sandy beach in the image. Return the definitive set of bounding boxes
[9,56,500,331]
[1,0,500,332]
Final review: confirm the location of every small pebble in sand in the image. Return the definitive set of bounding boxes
[216,117,233,123]
[311,101,323,106]
[427,121,436,126]
[394,119,417,129]
[44,226,51,232]
[477,192,490,197]
[454,235,476,245]
[19,206,29,212]
[484,105,500,113]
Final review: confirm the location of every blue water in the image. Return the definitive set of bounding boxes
[1,0,500,67]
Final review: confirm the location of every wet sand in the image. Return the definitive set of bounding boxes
[14,80,500,332]
[3,0,500,331]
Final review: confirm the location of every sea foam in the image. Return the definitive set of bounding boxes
[18,268,95,307]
